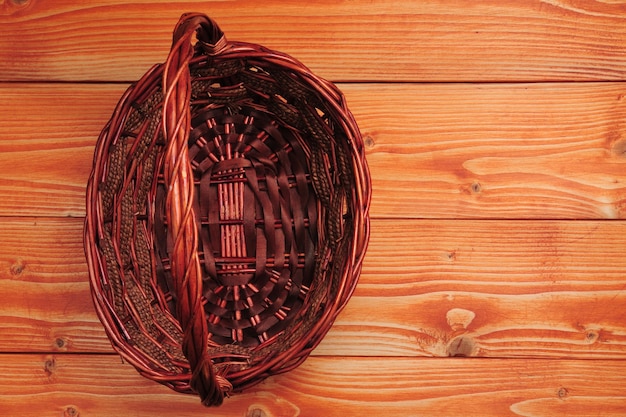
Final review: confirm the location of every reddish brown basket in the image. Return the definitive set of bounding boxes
[84,13,370,406]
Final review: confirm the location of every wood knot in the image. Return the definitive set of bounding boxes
[611,138,626,157]
[54,337,70,351]
[363,135,375,150]
[0,0,30,16]
[446,308,476,331]
[584,329,600,344]
[447,336,476,357]
[64,406,80,417]
[460,181,483,195]
[557,387,569,400]
[10,259,25,276]
[44,356,56,377]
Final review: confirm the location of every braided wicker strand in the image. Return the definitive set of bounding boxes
[162,13,231,405]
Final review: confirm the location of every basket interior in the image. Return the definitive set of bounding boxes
[92,55,359,376]
[154,103,318,349]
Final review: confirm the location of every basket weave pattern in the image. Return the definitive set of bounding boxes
[85,13,370,406]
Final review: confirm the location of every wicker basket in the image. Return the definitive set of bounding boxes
[84,13,370,406]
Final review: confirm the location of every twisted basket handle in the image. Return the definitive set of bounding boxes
[162,13,231,406]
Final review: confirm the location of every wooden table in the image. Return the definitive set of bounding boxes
[1,1,625,415]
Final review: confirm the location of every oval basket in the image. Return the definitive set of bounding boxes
[84,13,370,406]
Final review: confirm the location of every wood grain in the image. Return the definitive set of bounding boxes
[0,0,625,82]
[1,2,624,414]
[353,82,626,219]
[2,217,625,359]
[1,82,625,219]
[0,354,624,416]
[0,218,106,353]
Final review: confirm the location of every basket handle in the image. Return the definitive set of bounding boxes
[162,13,231,406]
[172,12,228,55]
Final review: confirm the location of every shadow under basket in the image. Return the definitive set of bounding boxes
[84,13,371,406]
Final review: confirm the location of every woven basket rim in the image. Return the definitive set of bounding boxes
[85,12,371,407]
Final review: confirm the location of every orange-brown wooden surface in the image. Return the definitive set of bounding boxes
[1,0,625,82]
[0,0,625,415]
[1,354,625,417]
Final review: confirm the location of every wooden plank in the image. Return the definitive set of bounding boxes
[0,354,624,416]
[2,217,625,359]
[0,83,109,217]
[328,219,626,358]
[0,0,625,82]
[1,82,625,219]
[0,218,107,353]
[353,82,626,219]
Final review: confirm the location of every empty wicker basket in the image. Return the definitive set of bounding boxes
[84,12,370,406]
